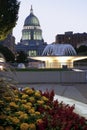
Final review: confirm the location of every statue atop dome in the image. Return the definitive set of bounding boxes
[30,5,33,14]
[42,35,77,56]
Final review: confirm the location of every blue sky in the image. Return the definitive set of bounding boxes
[13,0,87,44]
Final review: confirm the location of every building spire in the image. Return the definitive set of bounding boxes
[30,5,33,14]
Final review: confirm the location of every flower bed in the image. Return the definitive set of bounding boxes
[0,87,87,130]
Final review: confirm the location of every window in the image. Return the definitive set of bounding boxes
[29,50,37,56]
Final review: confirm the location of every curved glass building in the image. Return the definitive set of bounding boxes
[42,43,77,56]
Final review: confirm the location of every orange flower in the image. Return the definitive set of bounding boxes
[36,119,43,125]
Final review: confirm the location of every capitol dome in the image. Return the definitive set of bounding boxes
[42,43,77,56]
[22,6,43,41]
[24,6,40,26]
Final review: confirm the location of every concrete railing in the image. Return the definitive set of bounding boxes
[0,70,87,84]
[11,70,87,84]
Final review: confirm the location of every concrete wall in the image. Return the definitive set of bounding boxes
[11,71,87,84]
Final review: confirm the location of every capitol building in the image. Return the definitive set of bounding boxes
[16,6,47,56]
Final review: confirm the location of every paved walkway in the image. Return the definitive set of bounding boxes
[18,83,87,104]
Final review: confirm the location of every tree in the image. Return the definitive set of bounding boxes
[0,45,15,62]
[77,45,87,55]
[0,0,20,40]
[16,51,28,63]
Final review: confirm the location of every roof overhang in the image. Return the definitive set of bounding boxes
[29,56,87,62]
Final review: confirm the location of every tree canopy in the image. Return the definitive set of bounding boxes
[0,0,20,40]
[77,45,87,55]
[0,45,15,62]
[16,51,28,63]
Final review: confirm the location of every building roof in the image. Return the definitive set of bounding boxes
[42,43,77,56]
[24,6,40,26]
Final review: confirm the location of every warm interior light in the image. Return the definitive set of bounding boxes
[29,56,87,68]
[0,65,4,70]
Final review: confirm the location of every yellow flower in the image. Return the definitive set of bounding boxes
[28,108,35,114]
[5,107,11,111]
[13,89,19,94]
[20,123,29,130]
[9,102,19,108]
[37,100,44,105]
[35,91,41,97]
[16,111,25,115]
[35,111,40,115]
[22,104,31,110]
[26,88,34,95]
[7,116,13,120]
[5,126,13,130]
[44,105,51,110]
[4,96,12,101]
[42,96,49,101]
[14,97,21,102]
[0,100,4,105]
[11,117,20,124]
[26,102,32,106]
[28,123,36,130]
[21,99,27,103]
[22,94,28,99]
[23,87,29,91]
[19,113,28,120]
[0,126,4,130]
[29,97,35,103]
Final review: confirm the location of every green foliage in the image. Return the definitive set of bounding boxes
[0,45,15,62]
[77,45,87,55]
[0,0,20,40]
[16,51,28,63]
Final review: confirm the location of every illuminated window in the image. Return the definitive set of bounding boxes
[29,50,37,56]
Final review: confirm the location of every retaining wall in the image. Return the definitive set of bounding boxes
[12,71,87,84]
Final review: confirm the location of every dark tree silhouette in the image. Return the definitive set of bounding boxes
[0,0,20,40]
[16,51,28,63]
[0,45,15,62]
[77,45,87,55]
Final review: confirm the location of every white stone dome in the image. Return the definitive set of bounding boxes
[42,43,77,56]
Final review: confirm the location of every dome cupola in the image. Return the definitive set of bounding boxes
[24,6,40,27]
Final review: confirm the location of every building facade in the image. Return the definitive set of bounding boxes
[56,31,87,48]
[16,6,47,56]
